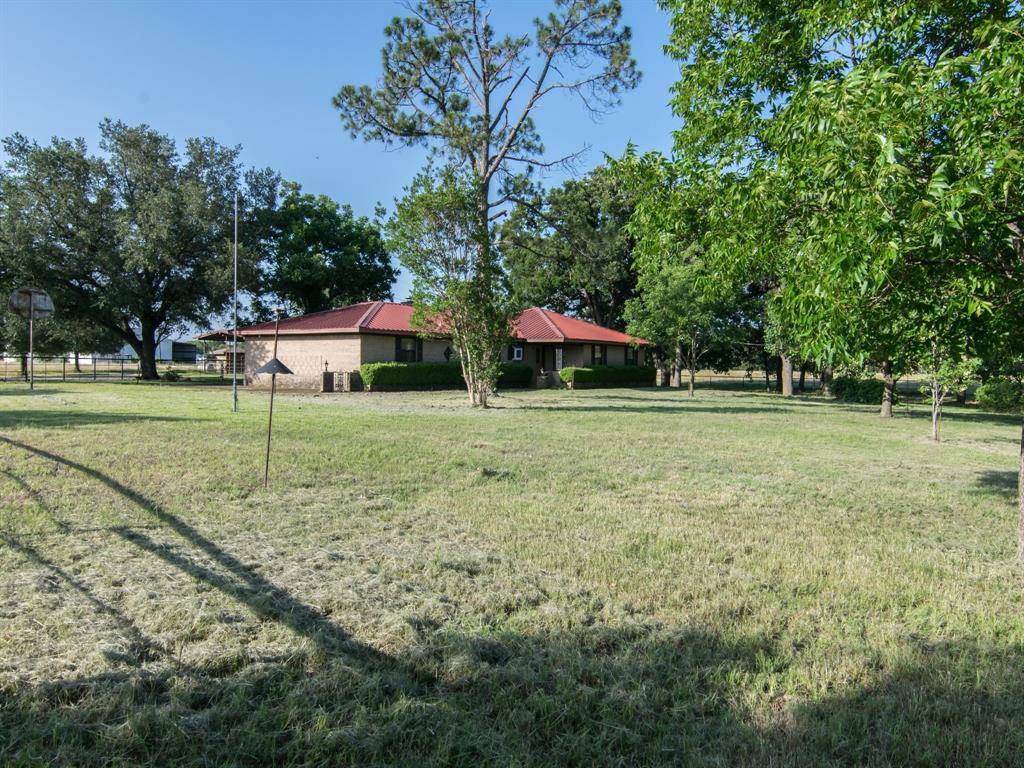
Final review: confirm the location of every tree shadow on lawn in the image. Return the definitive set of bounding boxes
[2,615,1021,766]
[0,410,202,430]
[0,436,374,662]
[2,438,1022,766]
[972,469,1020,503]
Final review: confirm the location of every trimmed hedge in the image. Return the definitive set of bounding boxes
[831,376,896,405]
[498,362,534,387]
[359,361,534,391]
[560,365,656,388]
[976,378,1024,412]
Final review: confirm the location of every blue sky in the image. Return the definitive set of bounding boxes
[0,0,679,300]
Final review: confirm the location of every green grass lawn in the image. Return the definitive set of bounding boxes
[1,382,1021,767]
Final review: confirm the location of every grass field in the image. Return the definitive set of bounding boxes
[1,382,1022,767]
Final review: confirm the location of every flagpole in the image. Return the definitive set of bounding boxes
[232,190,239,412]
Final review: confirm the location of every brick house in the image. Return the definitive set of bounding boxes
[239,301,649,390]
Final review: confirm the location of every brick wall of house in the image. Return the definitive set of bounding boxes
[360,334,452,363]
[245,333,361,390]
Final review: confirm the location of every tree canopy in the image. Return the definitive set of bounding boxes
[336,0,640,404]
[266,182,395,315]
[0,120,278,378]
[502,163,637,329]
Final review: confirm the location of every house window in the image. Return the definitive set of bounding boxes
[625,346,639,366]
[509,345,524,362]
[395,336,421,362]
[591,344,607,365]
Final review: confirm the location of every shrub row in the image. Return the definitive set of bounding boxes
[831,376,896,404]
[359,361,533,391]
[559,365,656,388]
[975,378,1024,412]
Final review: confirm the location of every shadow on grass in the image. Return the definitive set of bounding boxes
[973,469,1019,502]
[1,533,174,668]
[0,387,73,396]
[0,410,202,430]
[2,438,1022,766]
[0,437,381,663]
[2,620,1021,766]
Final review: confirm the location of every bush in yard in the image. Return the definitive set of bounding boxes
[560,365,656,388]
[831,376,894,405]
[360,361,534,391]
[161,370,182,382]
[976,378,1024,412]
[497,362,533,388]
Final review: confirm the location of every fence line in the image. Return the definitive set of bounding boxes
[0,355,242,383]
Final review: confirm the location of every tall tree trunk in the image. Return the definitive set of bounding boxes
[881,360,894,418]
[19,353,27,380]
[774,356,783,393]
[820,367,833,397]
[138,335,159,380]
[763,354,771,391]
[781,355,794,397]
[74,350,82,372]
[931,382,941,442]
[688,334,697,397]
[670,341,683,388]
[798,363,807,392]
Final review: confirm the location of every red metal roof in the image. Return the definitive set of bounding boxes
[239,301,649,344]
[512,307,648,345]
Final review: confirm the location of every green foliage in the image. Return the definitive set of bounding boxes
[832,377,893,405]
[503,164,638,329]
[611,149,758,375]
[360,362,464,390]
[266,182,394,315]
[0,120,278,378]
[658,0,1024,439]
[497,362,534,388]
[360,361,533,391]
[976,379,1024,413]
[386,168,513,405]
[160,370,183,382]
[336,0,639,405]
[560,365,655,388]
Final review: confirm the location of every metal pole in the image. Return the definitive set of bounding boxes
[264,372,276,489]
[232,190,239,412]
[28,298,34,390]
[263,309,281,489]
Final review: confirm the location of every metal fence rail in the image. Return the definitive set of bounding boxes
[0,355,242,383]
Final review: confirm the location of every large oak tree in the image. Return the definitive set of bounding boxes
[0,120,277,379]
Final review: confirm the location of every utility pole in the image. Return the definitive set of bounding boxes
[28,297,34,390]
[232,190,239,412]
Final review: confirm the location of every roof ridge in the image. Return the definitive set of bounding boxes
[545,309,607,329]
[356,300,385,329]
[535,307,566,340]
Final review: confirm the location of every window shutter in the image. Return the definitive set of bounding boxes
[416,338,423,362]
[394,336,401,361]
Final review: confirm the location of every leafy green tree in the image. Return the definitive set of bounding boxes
[614,150,752,396]
[387,168,513,406]
[335,0,639,405]
[266,182,395,314]
[0,120,278,379]
[502,164,637,329]
[661,0,1024,552]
